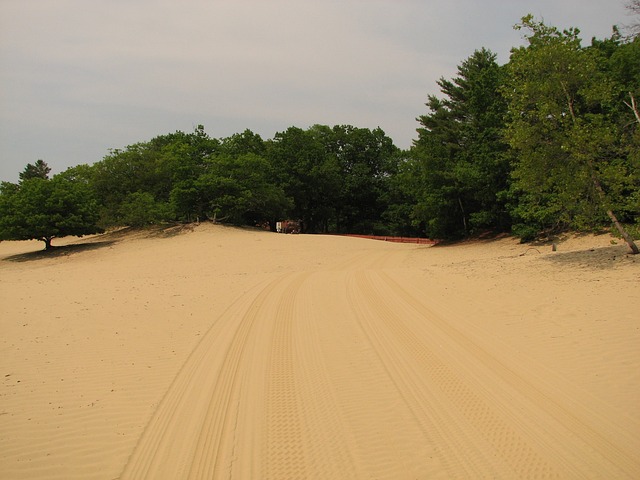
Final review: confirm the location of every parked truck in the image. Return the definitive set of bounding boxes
[276,220,301,234]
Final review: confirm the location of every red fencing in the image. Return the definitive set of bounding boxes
[341,234,437,245]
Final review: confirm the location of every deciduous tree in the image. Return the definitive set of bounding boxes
[505,16,638,252]
[0,174,102,250]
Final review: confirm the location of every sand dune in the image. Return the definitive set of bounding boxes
[1,224,639,479]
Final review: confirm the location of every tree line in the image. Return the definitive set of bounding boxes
[1,16,639,251]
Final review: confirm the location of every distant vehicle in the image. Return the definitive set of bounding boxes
[276,220,301,234]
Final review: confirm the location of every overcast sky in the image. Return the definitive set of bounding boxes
[0,0,633,182]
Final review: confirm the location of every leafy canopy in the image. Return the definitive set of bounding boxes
[0,165,102,249]
[504,15,639,243]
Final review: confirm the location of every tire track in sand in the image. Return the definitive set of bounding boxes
[265,270,363,479]
[350,268,640,478]
[264,272,310,479]
[351,270,560,478]
[375,269,640,479]
[305,270,451,478]
[121,265,368,479]
[120,274,290,479]
[346,272,508,478]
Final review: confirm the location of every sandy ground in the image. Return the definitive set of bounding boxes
[1,224,639,479]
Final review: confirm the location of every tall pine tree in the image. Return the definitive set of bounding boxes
[412,48,510,239]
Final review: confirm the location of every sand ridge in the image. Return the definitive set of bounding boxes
[1,224,639,479]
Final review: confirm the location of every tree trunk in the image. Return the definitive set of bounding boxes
[616,93,640,253]
[570,95,639,254]
[590,173,639,254]
[457,197,468,234]
[43,237,53,250]
[624,92,640,125]
[605,208,639,254]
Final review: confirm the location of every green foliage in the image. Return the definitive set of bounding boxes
[219,129,266,157]
[266,126,342,233]
[0,174,102,249]
[173,153,291,224]
[504,16,639,239]
[411,48,510,239]
[19,159,51,181]
[90,126,221,225]
[328,125,398,233]
[89,126,289,228]
[118,192,173,227]
[265,124,398,233]
[384,151,429,236]
[5,16,635,243]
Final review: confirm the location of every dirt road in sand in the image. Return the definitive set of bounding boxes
[1,225,639,478]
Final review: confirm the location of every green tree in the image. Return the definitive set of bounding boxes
[223,154,287,223]
[91,143,170,224]
[265,124,398,234]
[326,125,398,234]
[19,159,51,181]
[219,129,266,157]
[412,48,510,239]
[0,174,102,250]
[170,153,290,224]
[90,126,220,226]
[381,150,425,237]
[266,126,342,233]
[505,16,639,252]
[118,192,172,227]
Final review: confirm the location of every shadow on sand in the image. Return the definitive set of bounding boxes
[3,240,117,263]
[543,244,637,270]
[1,223,201,263]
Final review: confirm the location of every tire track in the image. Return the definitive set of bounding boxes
[346,272,506,479]
[120,242,639,478]
[120,275,290,479]
[262,268,362,478]
[265,272,310,479]
[375,269,640,479]
[291,272,361,478]
[302,268,446,479]
[264,250,436,479]
[184,275,277,479]
[351,268,640,478]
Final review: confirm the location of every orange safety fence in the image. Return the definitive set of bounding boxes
[340,234,437,245]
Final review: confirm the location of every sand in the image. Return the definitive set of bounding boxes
[1,224,639,479]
